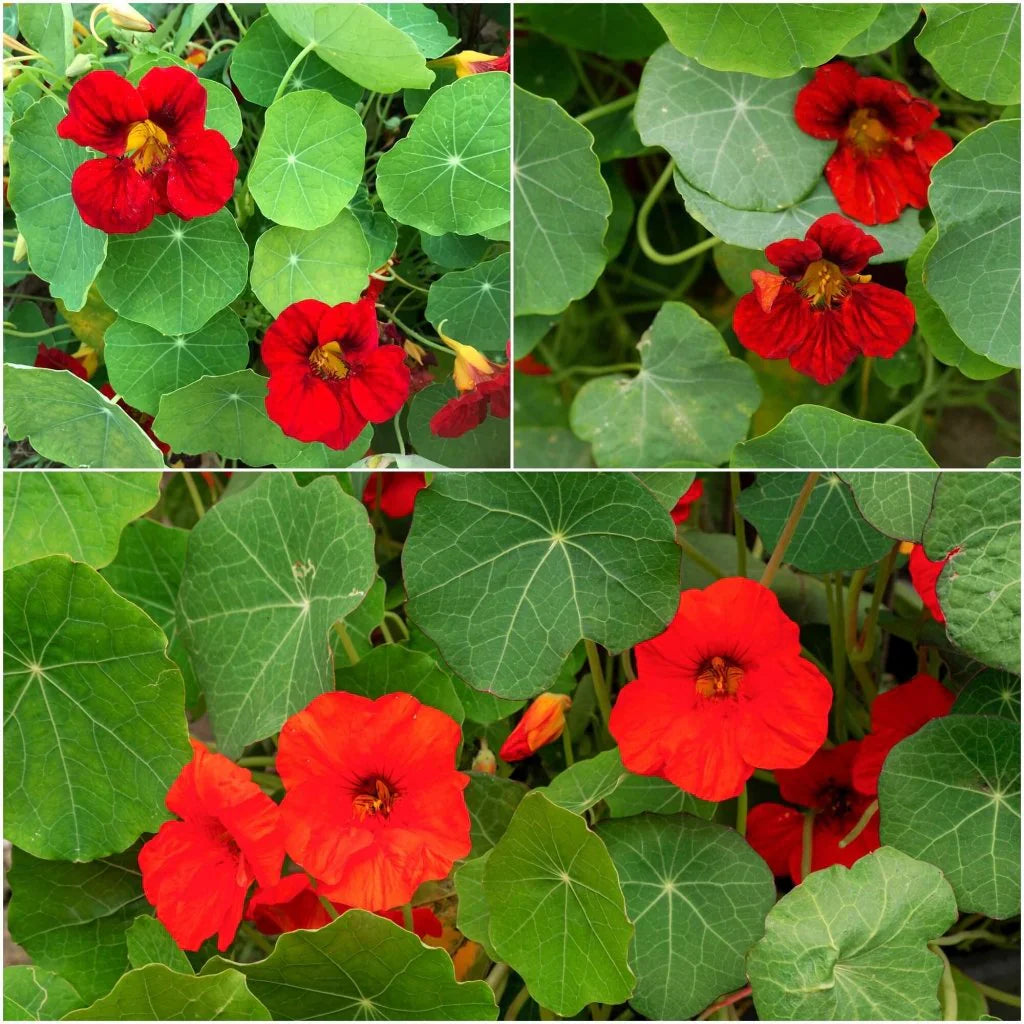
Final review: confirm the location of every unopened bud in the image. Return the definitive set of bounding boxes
[471,744,496,774]
[499,693,572,761]
[97,2,154,33]
[65,52,94,78]
[12,233,28,264]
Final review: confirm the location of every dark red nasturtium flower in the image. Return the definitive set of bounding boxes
[908,543,956,623]
[747,741,880,883]
[733,213,915,385]
[139,740,285,951]
[245,874,443,938]
[852,673,955,796]
[277,691,471,912]
[361,471,427,518]
[57,67,238,234]
[610,577,832,802]
[430,336,510,439]
[795,62,953,226]
[670,478,704,525]
[262,295,411,451]
[33,343,90,380]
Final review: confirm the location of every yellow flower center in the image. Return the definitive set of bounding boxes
[846,108,890,157]
[125,118,171,173]
[695,656,744,699]
[796,259,850,309]
[308,341,349,380]
[352,777,396,821]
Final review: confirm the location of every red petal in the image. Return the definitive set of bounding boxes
[775,741,858,808]
[837,282,916,359]
[751,270,786,312]
[33,344,89,380]
[265,365,348,447]
[824,144,908,225]
[137,65,207,139]
[317,298,380,356]
[261,301,330,371]
[57,70,147,155]
[348,346,410,423]
[912,127,954,169]
[429,391,488,438]
[854,75,940,138]
[764,239,821,278]
[790,807,880,882]
[71,157,159,233]
[362,472,426,518]
[164,130,238,220]
[734,287,810,360]
[746,803,804,877]
[805,213,883,272]
[793,62,860,139]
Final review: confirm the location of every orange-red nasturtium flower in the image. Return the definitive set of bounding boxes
[499,693,572,761]
[430,47,510,77]
[610,577,832,802]
[430,333,510,438]
[733,213,915,385]
[138,740,285,951]
[852,673,955,796]
[245,874,442,938]
[34,343,89,380]
[908,543,956,623]
[57,67,238,234]
[361,471,427,518]
[746,741,880,882]
[277,692,471,912]
[795,62,953,225]
[670,478,704,525]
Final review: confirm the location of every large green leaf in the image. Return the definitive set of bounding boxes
[349,184,398,269]
[521,3,665,59]
[636,48,831,211]
[923,470,1021,672]
[125,917,193,974]
[425,253,510,350]
[250,210,370,317]
[64,966,270,1020]
[916,4,1021,104]
[880,715,1021,918]
[484,793,634,1016]
[3,966,83,1021]
[7,97,106,311]
[405,380,511,469]
[842,470,939,542]
[248,90,365,231]
[377,73,510,236]
[748,848,956,1019]
[923,119,1021,367]
[268,3,434,92]
[454,854,497,959]
[570,301,760,468]
[367,3,458,58]
[403,472,680,698]
[465,773,527,857]
[18,3,73,74]
[599,814,775,1020]
[514,87,611,315]
[152,369,373,467]
[646,3,880,77]
[6,847,148,1003]
[840,4,922,56]
[3,472,160,570]
[104,310,251,417]
[4,557,191,860]
[953,668,1021,722]
[202,910,497,1019]
[176,474,376,758]
[97,211,249,336]
[674,174,923,263]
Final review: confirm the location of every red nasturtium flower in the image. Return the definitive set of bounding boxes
[430,335,510,438]
[852,673,955,795]
[361,472,427,518]
[139,740,284,951]
[245,874,442,938]
[277,692,471,912]
[261,289,410,451]
[747,741,880,882]
[670,478,704,525]
[733,213,915,385]
[33,343,89,380]
[795,62,953,226]
[908,543,956,623]
[57,67,238,234]
[610,577,832,802]
[499,693,572,761]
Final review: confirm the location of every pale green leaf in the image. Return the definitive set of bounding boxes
[18,3,73,73]
[426,253,510,349]
[349,184,398,269]
[367,3,458,58]
[465,774,527,857]
[841,4,922,56]
[454,854,497,959]
[842,470,939,541]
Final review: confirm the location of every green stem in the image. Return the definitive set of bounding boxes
[829,572,848,743]
[567,48,601,106]
[800,810,815,880]
[585,640,612,727]
[760,472,819,588]
[730,473,747,577]
[239,922,273,955]
[248,769,281,789]
[858,357,873,418]
[384,611,409,640]
[677,536,726,579]
[1,322,74,338]
[576,91,637,125]
[547,362,641,383]
[486,962,510,996]
[504,984,532,1021]
[752,768,777,785]
[852,542,899,663]
[735,785,748,837]
[932,929,1006,947]
[380,310,450,354]
[182,473,206,520]
[272,42,315,104]
[619,649,636,681]
[972,981,1022,1007]
[838,799,877,848]
[223,2,247,35]
[393,411,407,456]
[934,945,957,1021]
[636,161,721,265]
[238,755,277,768]
[561,726,575,767]
[401,903,414,931]
[332,621,360,665]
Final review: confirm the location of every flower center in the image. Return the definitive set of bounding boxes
[818,783,854,823]
[125,119,171,173]
[352,777,397,821]
[308,341,349,381]
[796,259,849,309]
[846,108,890,157]
[695,655,743,699]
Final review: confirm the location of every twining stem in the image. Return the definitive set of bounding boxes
[384,611,409,640]
[1,322,74,338]
[730,473,747,577]
[636,161,721,266]
[223,2,248,35]
[503,984,532,1021]
[932,929,1009,947]
[677,537,725,580]
[567,47,601,106]
[838,799,877,848]
[182,473,206,520]
[752,768,777,785]
[735,785,748,837]
[800,810,815,880]
[379,309,450,354]
[934,945,957,1021]
[547,363,641,383]
[486,962,510,995]
[332,621,360,665]
[272,41,315,104]
[619,649,636,682]
[561,726,575,767]
[760,472,819,588]
[393,411,407,456]
[972,981,1022,1007]
[576,91,637,125]
[585,640,612,727]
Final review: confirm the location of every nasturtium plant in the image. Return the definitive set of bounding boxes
[3,467,1019,1020]
[4,3,510,470]
[513,2,1020,469]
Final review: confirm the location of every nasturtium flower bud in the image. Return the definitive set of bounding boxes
[11,233,27,264]
[430,47,510,78]
[64,52,95,78]
[499,693,572,762]
[97,1,155,33]
[471,743,497,774]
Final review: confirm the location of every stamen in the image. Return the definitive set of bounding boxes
[352,777,397,820]
[695,655,744,699]
[796,259,849,309]
[846,108,890,157]
[309,341,349,381]
[125,118,171,173]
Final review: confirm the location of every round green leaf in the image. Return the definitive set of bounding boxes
[377,73,510,236]
[599,814,775,1020]
[646,3,881,77]
[484,793,635,1016]
[916,4,1021,104]
[367,2,458,59]
[636,47,831,211]
[3,967,83,1022]
[177,474,377,758]
[841,3,921,56]
[747,847,957,1019]
[18,3,73,75]
[3,472,160,570]
[520,2,665,60]
[420,230,494,269]
[202,910,497,1019]
[403,472,680,698]
[267,2,434,92]
[3,557,191,860]
[349,184,398,269]
[514,86,612,315]
[842,470,940,542]
[426,252,510,348]
[674,174,924,262]
[97,211,248,336]
[454,854,497,959]
[465,774,527,857]
[251,211,370,317]
[248,90,365,231]
[405,379,511,469]
[880,715,1021,918]
[64,966,270,1020]
[923,119,1021,367]
[570,301,761,468]
[200,80,243,147]
[3,365,164,469]
[953,668,1021,722]
[8,97,106,312]
[105,309,251,417]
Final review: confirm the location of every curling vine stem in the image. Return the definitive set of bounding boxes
[972,981,1022,1007]
[238,755,276,768]
[838,799,878,848]
[934,945,957,1020]
[332,622,360,665]
[1,322,75,338]
[547,362,641,383]
[273,41,315,104]
[852,542,900,663]
[730,473,747,577]
[504,984,532,1021]
[223,2,247,36]
[585,640,612,728]
[567,47,601,106]
[393,412,406,456]
[239,922,273,954]
[760,472,819,588]
[379,309,450,354]
[576,91,637,125]
[829,572,849,742]
[401,903,414,931]
[636,161,721,265]
[858,357,874,418]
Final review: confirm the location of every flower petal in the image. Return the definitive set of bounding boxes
[429,392,487,438]
[805,213,883,272]
[793,62,859,139]
[838,282,916,359]
[137,65,207,138]
[764,238,821,277]
[348,346,411,422]
[261,300,330,371]
[164,129,238,220]
[746,802,804,876]
[317,298,380,355]
[57,70,147,155]
[70,156,160,234]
